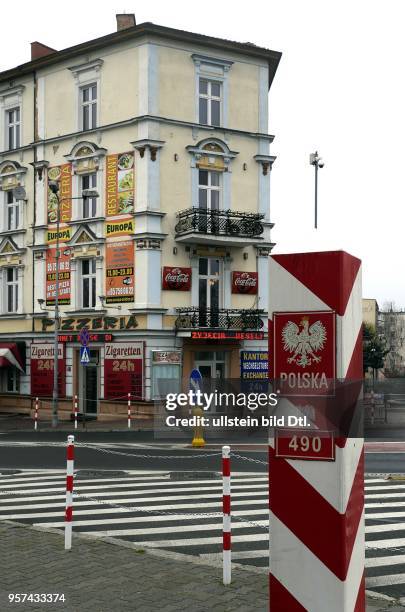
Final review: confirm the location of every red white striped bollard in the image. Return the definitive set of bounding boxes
[127,393,131,429]
[65,434,74,550]
[74,394,78,430]
[222,445,231,585]
[34,397,39,431]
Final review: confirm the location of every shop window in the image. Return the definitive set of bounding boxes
[80,258,96,309]
[4,368,19,393]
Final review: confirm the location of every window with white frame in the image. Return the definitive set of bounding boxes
[81,84,97,131]
[4,267,18,313]
[5,191,20,230]
[6,107,20,150]
[199,79,221,126]
[198,170,221,211]
[81,173,97,218]
[4,368,20,393]
[80,258,96,309]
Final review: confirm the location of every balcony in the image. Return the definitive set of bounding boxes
[175,307,264,335]
[174,208,264,247]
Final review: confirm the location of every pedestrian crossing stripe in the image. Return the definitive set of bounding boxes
[1,471,405,599]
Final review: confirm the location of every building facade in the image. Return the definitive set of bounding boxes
[0,15,281,417]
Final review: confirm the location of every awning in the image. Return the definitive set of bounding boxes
[0,343,24,372]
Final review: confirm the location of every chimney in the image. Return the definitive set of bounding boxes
[116,13,136,31]
[31,42,57,61]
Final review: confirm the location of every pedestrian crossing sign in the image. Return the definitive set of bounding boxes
[80,346,90,365]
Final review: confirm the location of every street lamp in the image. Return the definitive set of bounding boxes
[45,182,99,427]
[309,151,324,229]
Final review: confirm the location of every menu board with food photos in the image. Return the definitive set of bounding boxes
[105,152,135,217]
[46,164,72,304]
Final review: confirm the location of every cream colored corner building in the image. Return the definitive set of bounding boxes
[0,15,281,418]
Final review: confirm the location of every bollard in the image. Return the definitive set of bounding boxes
[222,445,231,585]
[74,394,78,430]
[191,406,205,447]
[268,251,364,611]
[127,393,131,429]
[34,397,39,431]
[65,434,74,550]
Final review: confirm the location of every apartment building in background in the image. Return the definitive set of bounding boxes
[0,14,281,417]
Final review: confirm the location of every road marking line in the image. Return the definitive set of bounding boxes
[366,573,405,587]
[366,555,405,568]
[366,523,405,533]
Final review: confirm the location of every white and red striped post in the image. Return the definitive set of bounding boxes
[127,392,131,429]
[222,444,231,585]
[34,397,39,431]
[268,251,364,611]
[65,434,74,550]
[74,394,78,430]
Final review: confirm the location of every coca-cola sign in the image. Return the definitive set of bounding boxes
[162,267,191,291]
[232,271,258,294]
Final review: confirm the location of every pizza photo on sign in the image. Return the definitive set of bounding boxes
[273,311,336,396]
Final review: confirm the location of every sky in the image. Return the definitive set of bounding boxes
[0,1,402,307]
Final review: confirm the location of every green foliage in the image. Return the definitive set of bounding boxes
[363,323,389,374]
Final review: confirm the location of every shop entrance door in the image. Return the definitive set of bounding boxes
[79,349,99,415]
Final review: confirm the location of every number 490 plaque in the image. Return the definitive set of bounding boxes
[275,428,335,461]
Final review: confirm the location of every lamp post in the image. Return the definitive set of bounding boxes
[309,151,324,229]
[45,182,99,428]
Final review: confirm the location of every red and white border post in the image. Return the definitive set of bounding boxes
[127,393,131,429]
[222,445,231,585]
[74,394,78,430]
[34,397,39,431]
[268,251,364,611]
[65,434,74,550]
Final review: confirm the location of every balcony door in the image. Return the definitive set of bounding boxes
[198,257,222,327]
[198,170,221,233]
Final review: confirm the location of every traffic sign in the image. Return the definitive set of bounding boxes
[189,368,202,391]
[79,327,90,347]
[80,346,90,365]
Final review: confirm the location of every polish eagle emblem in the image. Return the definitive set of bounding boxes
[282,317,327,368]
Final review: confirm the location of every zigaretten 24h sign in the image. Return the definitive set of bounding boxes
[272,311,336,396]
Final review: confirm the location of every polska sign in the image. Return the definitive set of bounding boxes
[162,267,191,291]
[232,271,258,294]
[272,311,335,396]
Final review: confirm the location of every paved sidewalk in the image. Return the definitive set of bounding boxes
[0,521,403,612]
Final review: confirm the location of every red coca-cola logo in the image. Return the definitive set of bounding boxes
[232,271,258,294]
[162,267,191,291]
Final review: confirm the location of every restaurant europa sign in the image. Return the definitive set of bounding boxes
[272,311,335,395]
[162,267,191,290]
[232,271,258,294]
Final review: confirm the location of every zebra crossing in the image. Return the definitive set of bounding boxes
[1,470,405,599]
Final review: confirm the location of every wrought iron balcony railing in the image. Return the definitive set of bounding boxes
[175,208,264,238]
[175,307,265,331]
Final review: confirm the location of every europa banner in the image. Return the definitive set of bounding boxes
[46,246,71,306]
[232,271,258,294]
[162,266,191,290]
[104,342,143,400]
[272,311,336,395]
[105,240,135,304]
[105,152,134,217]
[30,343,66,398]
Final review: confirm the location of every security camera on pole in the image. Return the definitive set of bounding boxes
[309,151,325,229]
